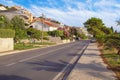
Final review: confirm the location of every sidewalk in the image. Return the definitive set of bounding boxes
[68,43,117,80]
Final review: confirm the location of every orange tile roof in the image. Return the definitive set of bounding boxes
[31,18,57,28]
[45,21,58,28]
[44,21,53,26]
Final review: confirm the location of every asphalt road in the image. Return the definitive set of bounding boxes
[0,40,89,80]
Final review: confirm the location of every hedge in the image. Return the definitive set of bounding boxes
[0,29,15,38]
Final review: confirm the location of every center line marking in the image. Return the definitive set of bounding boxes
[6,62,17,66]
[5,44,75,67]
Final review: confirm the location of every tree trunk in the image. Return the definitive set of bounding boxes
[118,49,120,55]
[117,49,120,62]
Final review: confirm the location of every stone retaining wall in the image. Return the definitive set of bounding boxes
[0,38,14,52]
[62,39,70,43]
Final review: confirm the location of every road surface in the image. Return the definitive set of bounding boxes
[0,40,89,80]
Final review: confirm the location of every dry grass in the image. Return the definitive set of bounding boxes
[100,47,120,80]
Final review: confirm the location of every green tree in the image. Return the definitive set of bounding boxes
[0,15,11,29]
[69,27,81,38]
[84,17,105,36]
[27,27,42,40]
[55,30,64,37]
[78,33,87,39]
[69,27,77,36]
[11,16,25,30]
[84,17,113,44]
[100,26,113,35]
[11,16,27,42]
[110,26,114,32]
[105,34,120,54]
[95,29,106,45]
[105,20,120,54]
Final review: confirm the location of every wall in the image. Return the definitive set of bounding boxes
[62,39,70,43]
[0,38,14,52]
[48,36,63,43]
[49,27,57,31]
[31,21,49,31]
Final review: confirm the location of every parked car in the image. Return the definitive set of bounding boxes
[90,39,96,43]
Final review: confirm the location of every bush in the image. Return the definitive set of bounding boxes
[14,43,36,50]
[48,30,64,37]
[0,29,15,38]
[43,37,49,40]
[79,33,87,39]
[27,27,41,40]
[0,14,12,29]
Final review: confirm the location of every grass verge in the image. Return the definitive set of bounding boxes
[32,42,55,45]
[14,42,56,50]
[14,43,39,50]
[101,47,120,80]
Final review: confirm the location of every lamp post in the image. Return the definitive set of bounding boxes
[41,13,45,44]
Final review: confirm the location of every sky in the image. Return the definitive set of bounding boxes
[0,0,120,31]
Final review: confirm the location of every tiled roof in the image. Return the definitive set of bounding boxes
[44,21,53,27]
[32,18,58,28]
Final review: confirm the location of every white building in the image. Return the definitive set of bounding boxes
[79,27,89,36]
[31,19,57,31]
[0,6,7,10]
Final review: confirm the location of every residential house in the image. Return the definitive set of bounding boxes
[0,6,33,24]
[0,6,7,10]
[13,6,33,23]
[30,18,57,31]
[30,21,49,31]
[45,21,57,31]
[79,27,89,36]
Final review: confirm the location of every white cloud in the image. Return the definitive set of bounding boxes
[28,2,120,32]
[0,0,18,6]
[115,4,120,8]
[1,0,120,31]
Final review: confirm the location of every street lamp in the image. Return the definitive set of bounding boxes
[41,13,45,44]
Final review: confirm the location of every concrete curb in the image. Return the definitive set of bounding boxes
[62,43,89,80]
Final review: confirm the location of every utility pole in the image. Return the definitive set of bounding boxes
[41,13,45,44]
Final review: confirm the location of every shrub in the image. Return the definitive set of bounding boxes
[48,30,64,37]
[43,37,49,40]
[0,29,15,38]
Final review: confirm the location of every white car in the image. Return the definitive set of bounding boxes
[90,39,96,43]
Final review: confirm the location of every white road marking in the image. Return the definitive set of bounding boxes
[5,44,75,67]
[6,62,17,67]
[52,45,87,80]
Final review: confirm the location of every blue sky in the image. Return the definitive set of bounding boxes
[0,0,120,31]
